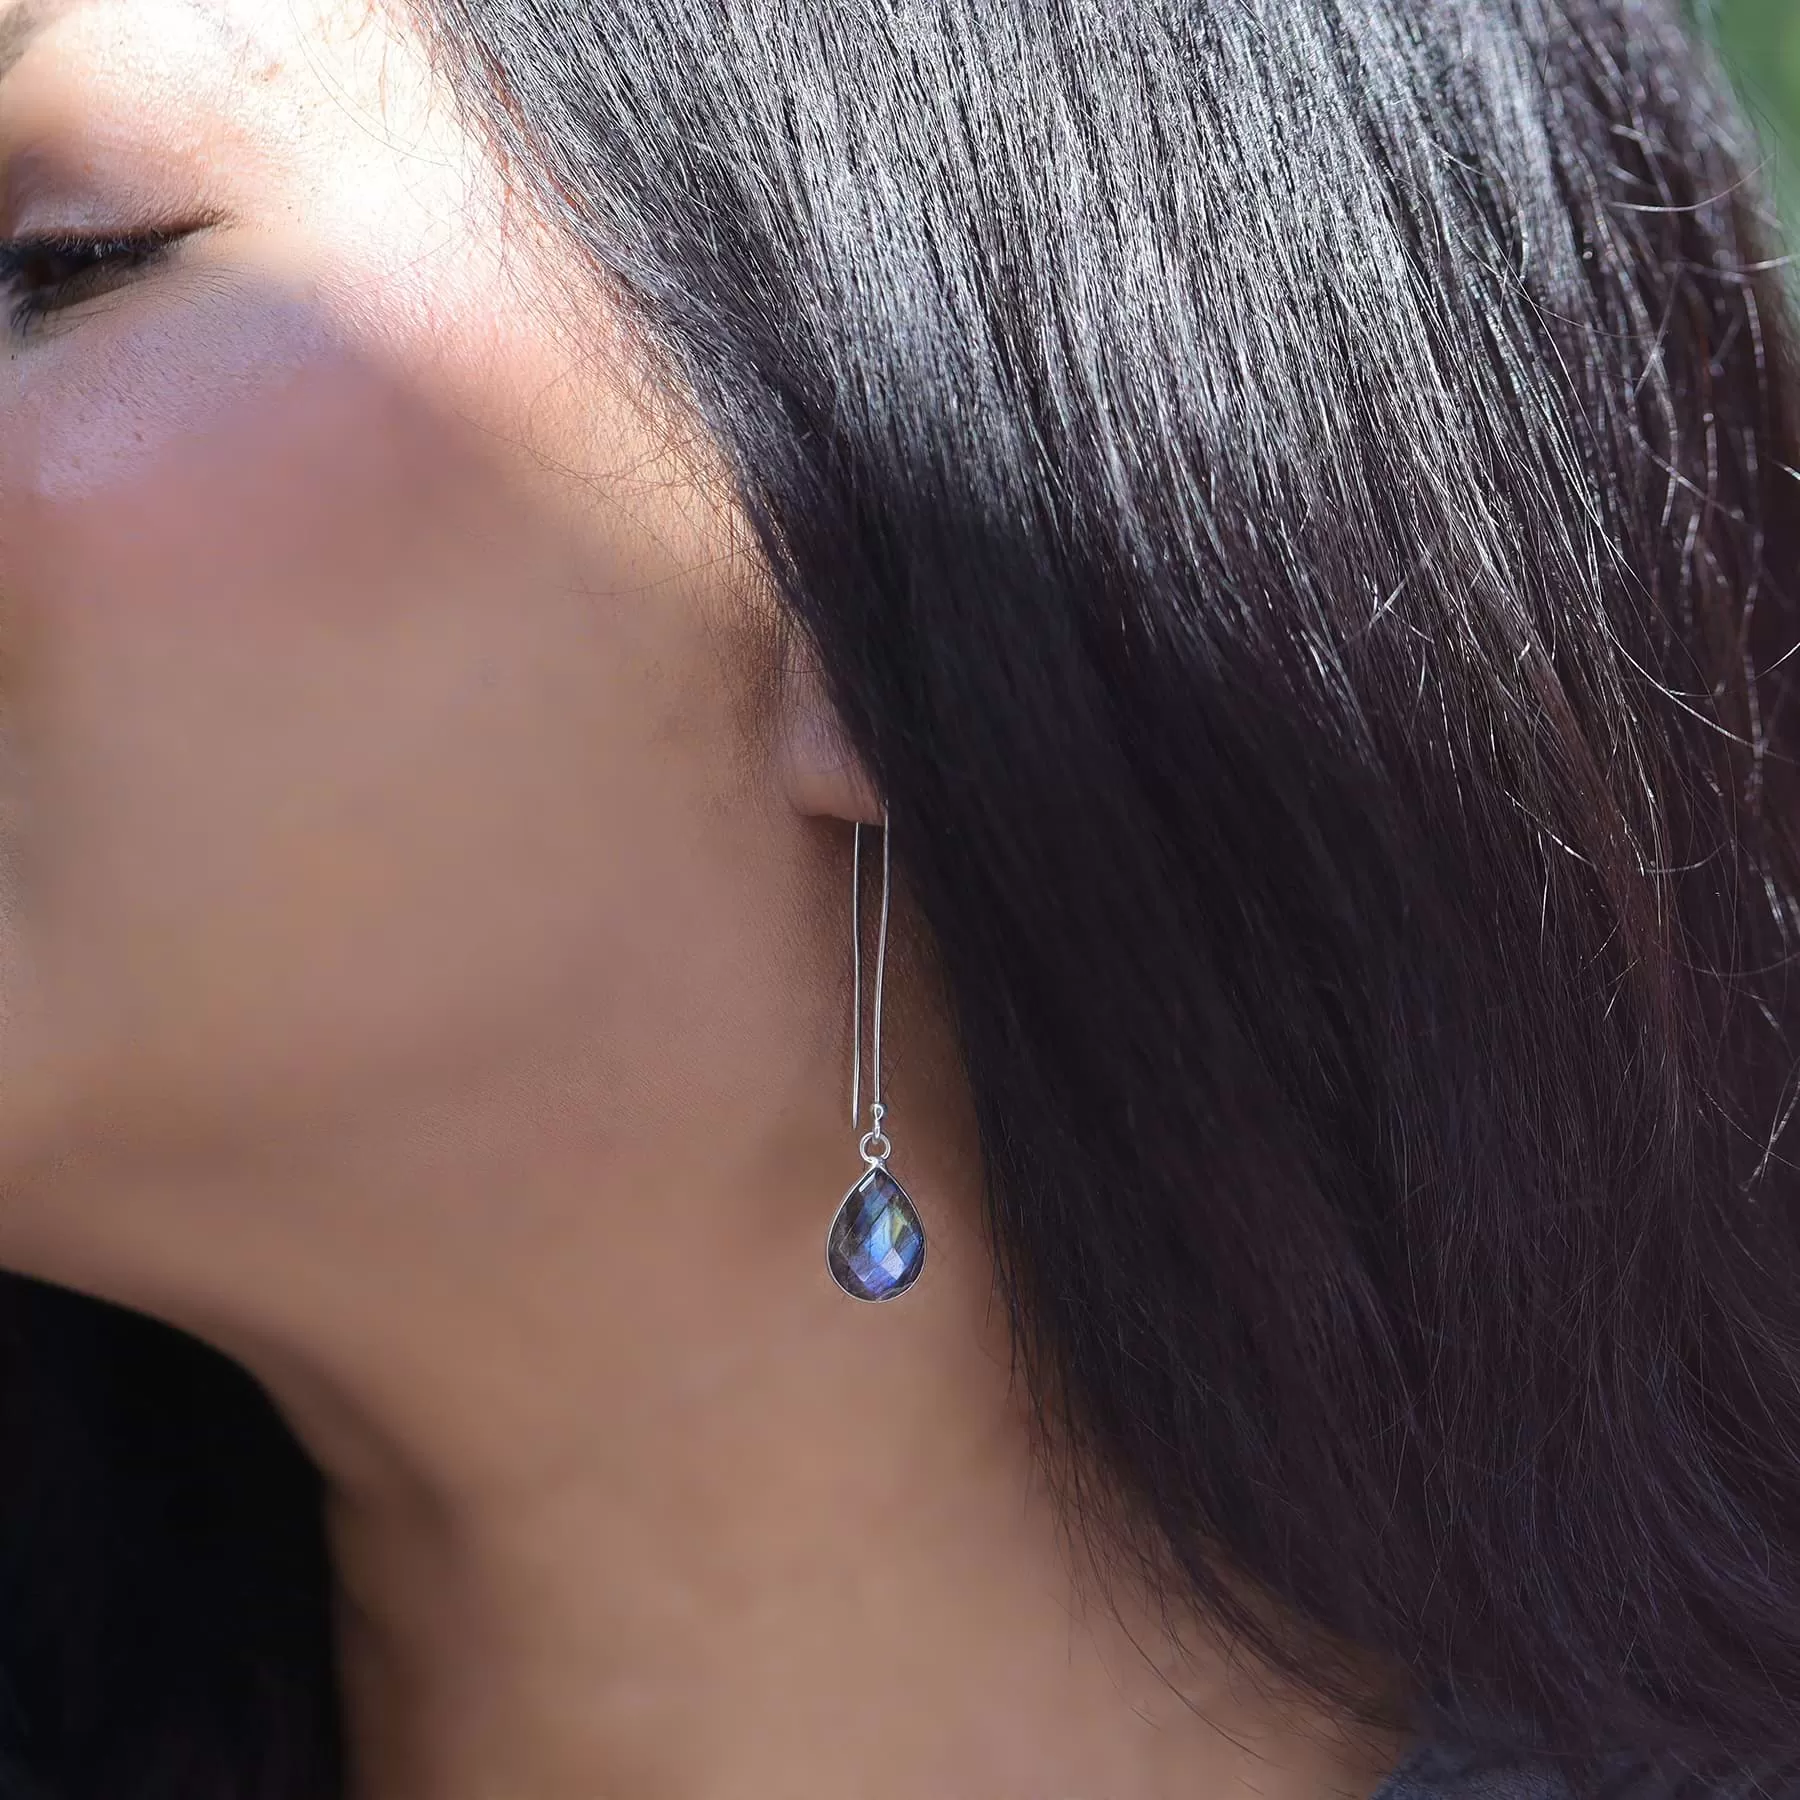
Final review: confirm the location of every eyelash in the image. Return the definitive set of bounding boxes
[0,231,179,334]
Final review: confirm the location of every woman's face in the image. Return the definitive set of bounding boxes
[0,0,878,1326]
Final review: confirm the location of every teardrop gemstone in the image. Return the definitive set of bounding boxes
[826,1165,926,1302]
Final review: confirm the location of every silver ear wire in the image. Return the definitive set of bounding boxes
[849,811,893,1160]
[826,808,924,1301]
[851,820,863,1132]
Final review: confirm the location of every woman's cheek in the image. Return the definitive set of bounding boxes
[0,278,674,1144]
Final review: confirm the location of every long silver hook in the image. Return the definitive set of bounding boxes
[849,811,892,1148]
[871,808,891,1128]
[851,822,863,1130]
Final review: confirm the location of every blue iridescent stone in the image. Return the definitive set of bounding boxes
[827,1164,926,1302]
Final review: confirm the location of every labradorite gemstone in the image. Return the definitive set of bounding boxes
[827,1165,926,1302]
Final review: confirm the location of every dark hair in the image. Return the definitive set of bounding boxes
[8,0,1800,1793]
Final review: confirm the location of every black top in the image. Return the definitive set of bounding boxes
[1374,1741,1800,1799]
[1375,1745,1572,1800]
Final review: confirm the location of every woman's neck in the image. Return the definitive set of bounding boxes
[303,1146,1399,1800]
[12,1046,1406,1800]
[324,1273,1402,1800]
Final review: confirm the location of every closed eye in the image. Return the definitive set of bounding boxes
[0,230,182,334]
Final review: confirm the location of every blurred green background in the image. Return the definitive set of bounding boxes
[1693,0,1800,230]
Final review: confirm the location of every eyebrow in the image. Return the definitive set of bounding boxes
[0,4,39,83]
[0,0,244,94]
[0,0,102,86]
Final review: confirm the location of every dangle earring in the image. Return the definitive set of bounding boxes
[825,812,927,1302]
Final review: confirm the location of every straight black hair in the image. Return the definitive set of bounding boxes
[7,0,1800,1794]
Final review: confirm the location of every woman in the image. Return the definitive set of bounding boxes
[0,0,1795,1793]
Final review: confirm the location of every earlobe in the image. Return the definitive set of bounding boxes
[775,652,882,825]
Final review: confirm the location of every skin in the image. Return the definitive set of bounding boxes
[0,1,1407,1796]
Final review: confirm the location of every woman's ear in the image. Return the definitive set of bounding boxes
[774,648,882,825]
